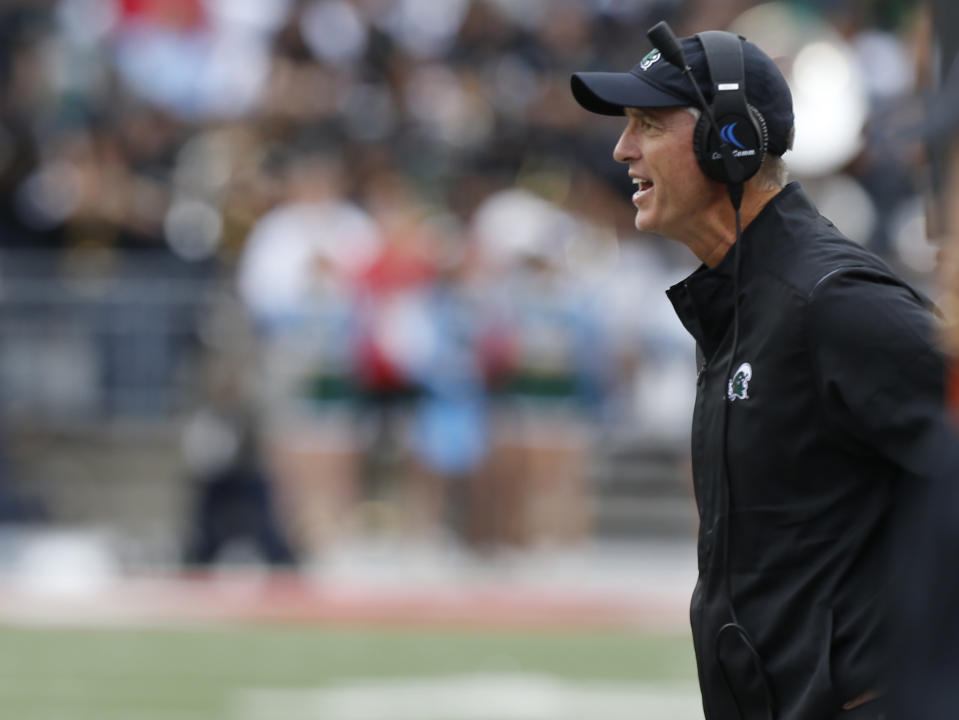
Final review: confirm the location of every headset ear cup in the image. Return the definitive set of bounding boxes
[693,110,730,183]
[693,105,769,184]
[692,110,719,181]
[744,103,768,178]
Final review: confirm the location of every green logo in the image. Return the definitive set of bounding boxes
[727,362,752,401]
[640,49,661,71]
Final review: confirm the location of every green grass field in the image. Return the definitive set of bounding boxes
[0,624,700,719]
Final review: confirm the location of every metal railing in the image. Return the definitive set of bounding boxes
[0,250,225,426]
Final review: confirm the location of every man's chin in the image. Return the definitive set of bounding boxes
[633,215,674,241]
[633,213,657,235]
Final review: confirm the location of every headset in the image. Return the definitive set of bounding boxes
[647,22,768,206]
[647,21,777,720]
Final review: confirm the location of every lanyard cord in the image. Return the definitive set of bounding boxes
[713,188,777,720]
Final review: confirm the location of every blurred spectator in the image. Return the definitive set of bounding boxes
[469,188,605,546]
[237,148,379,330]
[403,232,496,544]
[181,352,296,568]
[234,147,378,556]
[112,0,284,121]
[349,172,437,534]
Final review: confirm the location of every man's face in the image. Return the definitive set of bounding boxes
[612,106,722,239]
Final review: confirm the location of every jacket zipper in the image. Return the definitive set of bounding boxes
[697,361,708,385]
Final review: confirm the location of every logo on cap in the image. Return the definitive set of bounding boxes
[640,49,661,71]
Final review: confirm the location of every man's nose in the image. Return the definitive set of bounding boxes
[613,127,637,164]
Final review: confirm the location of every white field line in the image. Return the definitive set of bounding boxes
[234,674,704,720]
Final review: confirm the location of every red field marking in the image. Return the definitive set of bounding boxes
[0,572,690,630]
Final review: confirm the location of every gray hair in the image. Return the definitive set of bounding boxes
[684,106,792,190]
[753,152,789,190]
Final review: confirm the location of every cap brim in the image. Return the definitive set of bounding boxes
[571,71,689,116]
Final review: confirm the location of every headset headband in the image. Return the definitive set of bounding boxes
[696,31,750,122]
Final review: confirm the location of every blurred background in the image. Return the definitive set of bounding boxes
[0,0,953,718]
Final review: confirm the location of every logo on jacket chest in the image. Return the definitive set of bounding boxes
[727,362,752,401]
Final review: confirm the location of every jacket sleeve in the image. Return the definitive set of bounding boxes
[805,268,954,478]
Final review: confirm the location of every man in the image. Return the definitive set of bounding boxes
[571,25,957,720]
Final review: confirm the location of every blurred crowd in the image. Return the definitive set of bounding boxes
[0,0,946,562]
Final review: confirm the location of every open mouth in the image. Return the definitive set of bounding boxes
[632,177,654,202]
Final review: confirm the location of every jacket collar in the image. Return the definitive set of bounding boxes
[665,182,805,360]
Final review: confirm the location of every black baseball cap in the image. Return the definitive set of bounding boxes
[571,34,795,157]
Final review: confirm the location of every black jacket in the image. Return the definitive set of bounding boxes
[666,183,952,720]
